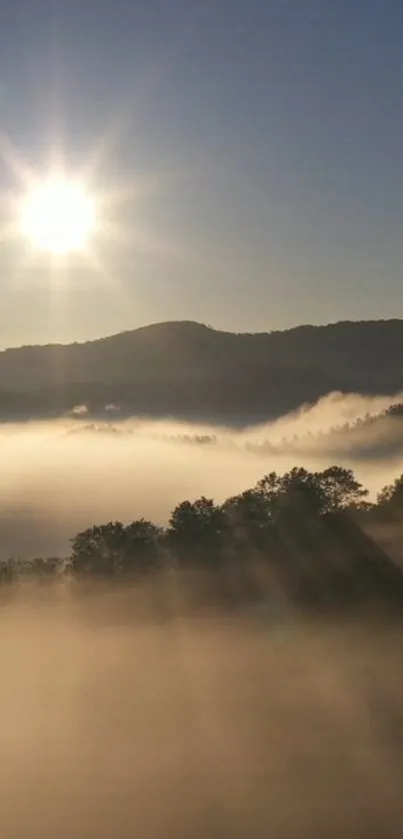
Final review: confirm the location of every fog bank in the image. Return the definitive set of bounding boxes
[0,584,402,838]
[0,390,402,558]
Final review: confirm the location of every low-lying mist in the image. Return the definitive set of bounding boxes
[1,582,403,838]
[0,389,402,559]
[2,390,403,838]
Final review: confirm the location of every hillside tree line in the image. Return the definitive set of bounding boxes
[2,465,403,612]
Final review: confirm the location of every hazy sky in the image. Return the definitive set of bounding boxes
[0,0,403,346]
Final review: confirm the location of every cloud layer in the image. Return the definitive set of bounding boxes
[0,390,402,559]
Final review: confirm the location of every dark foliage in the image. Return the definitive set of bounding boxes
[2,464,403,615]
[71,519,163,576]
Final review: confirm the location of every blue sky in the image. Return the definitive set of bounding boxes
[0,0,403,345]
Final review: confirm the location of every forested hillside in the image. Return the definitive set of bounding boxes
[0,319,402,423]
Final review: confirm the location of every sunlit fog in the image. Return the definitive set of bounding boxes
[1,585,403,838]
[0,389,401,559]
[3,1,403,836]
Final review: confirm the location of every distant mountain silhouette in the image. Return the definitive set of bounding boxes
[0,319,402,424]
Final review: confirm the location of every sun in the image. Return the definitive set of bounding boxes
[20,176,96,254]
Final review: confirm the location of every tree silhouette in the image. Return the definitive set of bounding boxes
[168,497,228,561]
[315,466,368,513]
[71,519,163,576]
[123,519,163,572]
[257,467,324,518]
[2,463,403,616]
[377,474,403,519]
[256,466,368,518]
[223,488,275,553]
[71,521,127,576]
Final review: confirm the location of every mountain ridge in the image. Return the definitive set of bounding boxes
[0,318,402,424]
[2,316,402,352]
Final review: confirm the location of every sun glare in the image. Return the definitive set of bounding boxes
[20,177,96,254]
